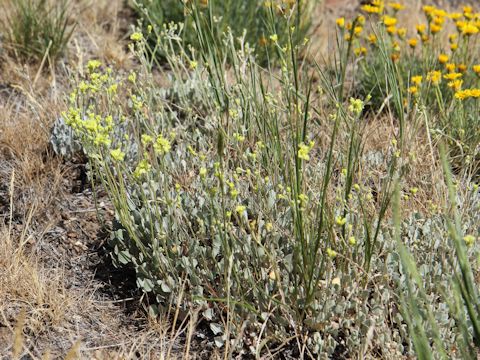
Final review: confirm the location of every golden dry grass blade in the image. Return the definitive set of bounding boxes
[12,309,26,359]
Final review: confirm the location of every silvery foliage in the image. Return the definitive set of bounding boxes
[50,116,83,157]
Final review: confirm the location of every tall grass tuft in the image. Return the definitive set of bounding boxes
[1,0,75,62]
[132,0,316,63]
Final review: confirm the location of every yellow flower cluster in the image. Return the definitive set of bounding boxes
[65,107,114,148]
[130,32,143,42]
[342,2,480,52]
[463,234,476,247]
[153,135,171,155]
[426,70,442,85]
[133,158,152,178]
[298,141,314,161]
[361,0,384,14]
[339,2,480,106]
[348,97,364,115]
[454,88,480,100]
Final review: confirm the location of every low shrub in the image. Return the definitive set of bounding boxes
[61,14,410,355]
[394,152,480,359]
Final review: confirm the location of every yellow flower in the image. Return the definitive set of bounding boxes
[235,205,246,214]
[423,5,435,16]
[461,23,479,36]
[348,97,364,115]
[407,38,418,48]
[445,63,456,72]
[361,4,382,14]
[354,46,367,56]
[153,135,171,155]
[416,24,426,34]
[463,235,476,247]
[110,148,125,161]
[87,60,102,72]
[432,16,445,25]
[397,27,407,38]
[298,193,309,207]
[450,43,458,51]
[354,26,363,35]
[438,54,449,64]
[430,23,442,34]
[335,216,347,226]
[128,72,137,84]
[233,132,245,142]
[408,86,418,94]
[336,17,345,28]
[458,64,467,73]
[326,248,337,258]
[189,60,198,70]
[388,2,405,11]
[427,70,442,85]
[107,83,118,94]
[141,134,153,146]
[348,236,357,245]
[473,64,480,75]
[270,34,278,42]
[447,80,463,91]
[94,133,111,147]
[411,75,422,85]
[383,15,397,27]
[449,13,462,21]
[456,20,466,32]
[387,25,397,35]
[454,88,480,100]
[444,72,462,81]
[298,141,314,161]
[133,158,151,178]
[130,32,143,42]
[463,6,473,15]
[230,187,239,199]
[433,8,447,17]
[454,90,468,100]
[367,33,377,44]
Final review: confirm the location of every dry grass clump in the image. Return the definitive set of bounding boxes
[0,0,75,63]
